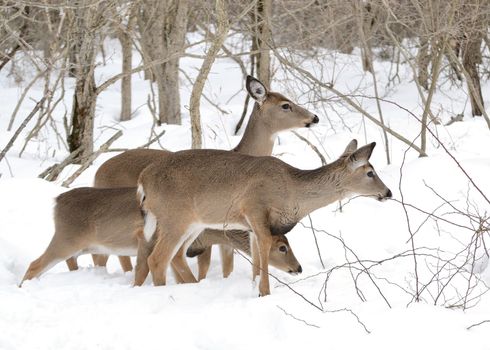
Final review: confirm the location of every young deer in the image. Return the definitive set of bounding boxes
[137,140,392,295]
[88,76,318,278]
[187,229,302,280]
[20,188,301,285]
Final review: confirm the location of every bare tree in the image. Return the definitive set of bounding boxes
[117,3,137,122]
[137,0,188,125]
[67,4,109,161]
[190,0,230,149]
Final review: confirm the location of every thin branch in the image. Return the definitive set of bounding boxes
[0,97,46,163]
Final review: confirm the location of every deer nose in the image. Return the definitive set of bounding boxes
[386,189,392,198]
[312,115,319,123]
[297,265,303,273]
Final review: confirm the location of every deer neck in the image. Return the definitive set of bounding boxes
[233,104,275,156]
[291,160,347,217]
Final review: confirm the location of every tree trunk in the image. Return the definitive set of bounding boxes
[462,34,484,117]
[161,0,188,125]
[190,0,229,149]
[67,7,100,162]
[416,37,430,90]
[358,2,374,74]
[251,0,272,89]
[137,0,188,125]
[119,31,132,121]
[118,7,136,122]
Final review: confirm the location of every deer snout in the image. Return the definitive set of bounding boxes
[378,189,392,201]
[288,265,303,275]
[305,115,319,128]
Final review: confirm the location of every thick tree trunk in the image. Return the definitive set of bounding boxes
[68,75,96,158]
[137,0,188,125]
[119,32,132,121]
[67,7,99,161]
[252,0,272,89]
[416,37,430,90]
[462,34,484,117]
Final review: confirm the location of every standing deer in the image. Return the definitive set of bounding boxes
[87,75,318,279]
[20,187,302,285]
[137,140,392,295]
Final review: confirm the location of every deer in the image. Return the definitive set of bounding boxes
[187,229,302,280]
[136,139,392,296]
[20,187,302,286]
[85,75,318,280]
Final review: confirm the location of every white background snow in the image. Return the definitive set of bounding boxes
[1,35,490,349]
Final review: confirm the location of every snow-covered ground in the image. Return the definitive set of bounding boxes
[1,38,490,349]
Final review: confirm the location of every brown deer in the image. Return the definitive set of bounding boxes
[136,139,392,295]
[88,75,318,278]
[20,187,302,285]
[187,229,302,280]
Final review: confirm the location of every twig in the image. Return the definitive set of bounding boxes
[308,214,325,269]
[0,97,46,163]
[325,307,371,334]
[137,130,167,149]
[292,131,327,165]
[466,319,490,330]
[276,306,320,328]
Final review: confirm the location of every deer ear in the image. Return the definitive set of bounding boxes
[347,142,376,169]
[340,139,358,157]
[246,76,268,104]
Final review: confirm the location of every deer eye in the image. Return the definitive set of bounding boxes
[281,103,291,110]
[367,171,374,178]
[279,245,288,253]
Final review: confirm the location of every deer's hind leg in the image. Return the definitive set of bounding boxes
[92,254,109,267]
[118,256,133,272]
[65,257,79,271]
[197,247,212,281]
[134,228,155,286]
[147,221,190,287]
[21,234,84,286]
[171,234,199,284]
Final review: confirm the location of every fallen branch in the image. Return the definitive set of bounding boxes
[276,305,320,328]
[38,147,84,181]
[467,319,490,331]
[61,130,123,187]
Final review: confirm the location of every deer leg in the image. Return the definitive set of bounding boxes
[219,244,234,278]
[171,263,185,284]
[134,230,155,286]
[147,224,188,287]
[171,244,197,284]
[65,257,79,271]
[21,237,82,286]
[118,256,133,272]
[256,233,272,296]
[248,220,273,296]
[197,247,212,281]
[250,235,260,281]
[92,254,109,267]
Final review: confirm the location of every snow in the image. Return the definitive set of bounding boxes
[1,37,490,349]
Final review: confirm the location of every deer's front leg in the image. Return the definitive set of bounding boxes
[248,221,273,297]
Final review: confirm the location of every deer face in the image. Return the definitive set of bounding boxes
[246,76,319,133]
[339,140,392,201]
[268,235,302,274]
